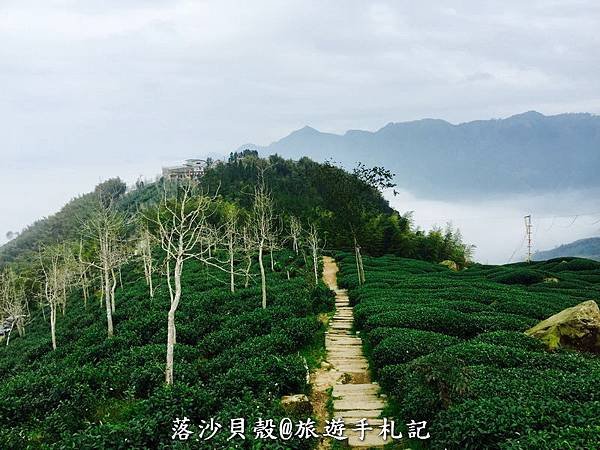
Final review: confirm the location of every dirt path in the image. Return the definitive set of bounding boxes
[310,256,388,449]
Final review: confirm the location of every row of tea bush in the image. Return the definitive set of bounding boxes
[336,253,600,449]
[0,250,334,448]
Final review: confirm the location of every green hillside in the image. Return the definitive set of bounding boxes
[0,251,333,448]
[0,154,473,448]
[336,253,600,449]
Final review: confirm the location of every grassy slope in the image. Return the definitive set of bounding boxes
[0,251,334,449]
[336,253,600,449]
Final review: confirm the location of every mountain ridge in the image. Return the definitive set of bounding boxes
[534,237,600,261]
[238,111,600,198]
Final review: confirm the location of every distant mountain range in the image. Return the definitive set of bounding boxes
[534,237,600,261]
[238,111,600,198]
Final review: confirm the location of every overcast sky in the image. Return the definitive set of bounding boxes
[1,1,599,261]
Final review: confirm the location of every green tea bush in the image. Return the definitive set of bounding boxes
[499,425,600,450]
[492,268,547,285]
[472,331,547,352]
[430,398,600,449]
[469,311,537,333]
[0,253,330,448]
[364,307,477,338]
[337,252,600,448]
[554,258,600,271]
[371,329,460,367]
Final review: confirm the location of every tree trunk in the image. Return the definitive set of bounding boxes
[110,269,117,313]
[82,271,88,308]
[229,239,235,293]
[270,247,275,272]
[244,256,251,288]
[50,304,57,350]
[148,271,154,298]
[354,245,362,285]
[312,247,319,286]
[165,259,182,385]
[259,241,267,309]
[103,267,114,337]
[6,322,14,346]
[357,247,366,284]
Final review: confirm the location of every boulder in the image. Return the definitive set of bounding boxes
[525,300,600,352]
[440,260,459,271]
[280,394,312,416]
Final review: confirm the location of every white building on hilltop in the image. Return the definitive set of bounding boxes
[162,159,210,181]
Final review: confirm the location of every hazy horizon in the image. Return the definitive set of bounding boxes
[2,149,599,264]
[2,1,599,262]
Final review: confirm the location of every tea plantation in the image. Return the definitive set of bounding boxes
[0,251,334,449]
[336,253,600,449]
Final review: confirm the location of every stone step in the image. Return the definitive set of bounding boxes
[334,365,370,373]
[329,360,369,368]
[326,345,362,351]
[327,350,364,358]
[347,430,389,448]
[329,322,352,330]
[326,338,361,344]
[327,347,364,354]
[328,354,367,360]
[334,409,383,419]
[335,397,386,411]
[327,336,361,342]
[333,384,380,397]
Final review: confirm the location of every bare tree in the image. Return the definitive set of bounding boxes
[223,206,240,293]
[83,199,127,338]
[241,225,255,288]
[288,215,302,255]
[137,226,156,298]
[354,237,366,285]
[143,180,221,385]
[251,175,275,309]
[39,244,72,350]
[305,224,323,286]
[77,239,93,307]
[0,267,28,345]
[267,223,280,272]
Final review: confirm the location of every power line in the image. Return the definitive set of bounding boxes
[508,233,526,264]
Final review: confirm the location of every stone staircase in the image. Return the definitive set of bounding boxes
[322,256,388,448]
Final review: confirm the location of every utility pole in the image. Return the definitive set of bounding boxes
[524,215,532,262]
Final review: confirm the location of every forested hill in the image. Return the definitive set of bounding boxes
[0,153,470,267]
[238,111,600,198]
[534,237,600,261]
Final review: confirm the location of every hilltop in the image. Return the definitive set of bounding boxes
[0,153,470,268]
[239,111,600,198]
